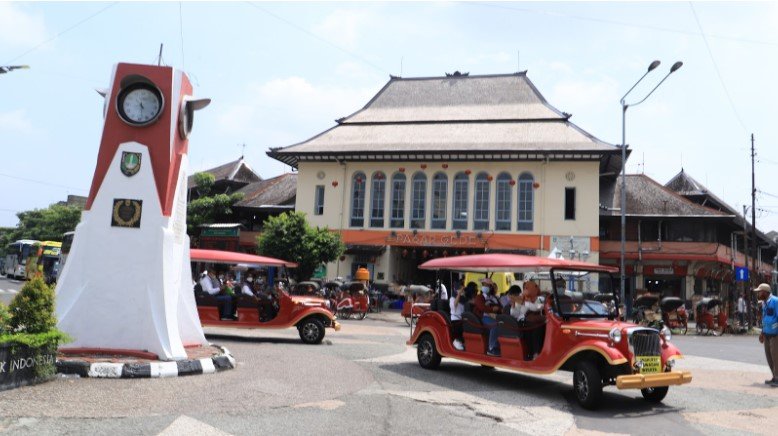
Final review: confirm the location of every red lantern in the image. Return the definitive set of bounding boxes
[332,180,339,187]
[356,177,362,183]
[420,164,427,169]
[369,256,376,263]
[399,167,405,173]
[443,250,449,257]
[402,249,409,258]
[465,169,472,175]
[422,250,429,259]
[486,175,493,182]
[509,179,516,186]
[533,182,540,189]
[442,164,449,169]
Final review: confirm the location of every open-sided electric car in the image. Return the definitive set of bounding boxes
[192,249,340,344]
[407,253,691,410]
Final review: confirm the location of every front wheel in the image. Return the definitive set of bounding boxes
[573,361,603,410]
[298,318,326,344]
[417,333,441,369]
[641,386,669,403]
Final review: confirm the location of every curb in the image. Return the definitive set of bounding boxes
[56,345,236,379]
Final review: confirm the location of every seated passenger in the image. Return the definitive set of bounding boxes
[474,279,502,356]
[450,283,473,351]
[200,270,235,320]
[241,276,256,297]
[517,280,545,360]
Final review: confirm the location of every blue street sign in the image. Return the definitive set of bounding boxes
[735,267,749,282]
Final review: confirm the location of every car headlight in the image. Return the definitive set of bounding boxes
[660,326,672,342]
[608,328,622,344]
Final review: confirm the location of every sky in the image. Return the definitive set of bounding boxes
[2,1,778,233]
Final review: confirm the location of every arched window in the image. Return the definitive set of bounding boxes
[410,172,427,229]
[390,173,406,228]
[350,172,366,227]
[473,172,490,230]
[452,172,469,230]
[370,171,386,227]
[495,172,512,231]
[517,172,534,231]
[431,172,447,229]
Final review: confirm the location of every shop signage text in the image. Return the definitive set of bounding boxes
[386,233,483,248]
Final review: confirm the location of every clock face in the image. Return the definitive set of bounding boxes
[117,83,164,126]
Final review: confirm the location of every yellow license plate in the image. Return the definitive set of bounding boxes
[638,356,661,374]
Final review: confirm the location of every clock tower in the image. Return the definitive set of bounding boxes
[55,63,210,360]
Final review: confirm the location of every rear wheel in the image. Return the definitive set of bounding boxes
[298,318,325,344]
[417,333,441,369]
[641,386,669,403]
[356,310,367,320]
[573,361,603,410]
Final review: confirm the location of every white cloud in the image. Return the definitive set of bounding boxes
[313,9,373,50]
[0,109,33,134]
[216,76,380,144]
[549,76,620,112]
[0,3,47,48]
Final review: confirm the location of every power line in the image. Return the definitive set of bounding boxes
[473,2,778,47]
[4,2,120,65]
[244,2,389,75]
[0,172,87,192]
[689,2,748,132]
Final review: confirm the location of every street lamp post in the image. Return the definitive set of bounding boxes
[0,65,30,75]
[619,60,683,306]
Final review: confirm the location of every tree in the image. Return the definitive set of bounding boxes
[187,172,244,234]
[257,212,345,281]
[1,205,81,252]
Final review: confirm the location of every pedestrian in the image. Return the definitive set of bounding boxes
[737,292,747,328]
[754,283,778,387]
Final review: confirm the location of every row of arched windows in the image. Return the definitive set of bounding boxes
[349,171,534,231]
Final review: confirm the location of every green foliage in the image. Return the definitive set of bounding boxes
[9,276,57,334]
[257,211,345,281]
[0,330,71,349]
[8,204,81,242]
[0,303,11,335]
[187,172,244,233]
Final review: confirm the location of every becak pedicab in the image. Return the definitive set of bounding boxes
[336,268,371,320]
[191,249,340,344]
[633,294,663,329]
[401,284,433,326]
[695,297,727,335]
[660,297,688,335]
[293,280,322,297]
[593,293,625,321]
[407,253,691,410]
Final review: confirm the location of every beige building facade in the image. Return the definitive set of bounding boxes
[269,73,622,285]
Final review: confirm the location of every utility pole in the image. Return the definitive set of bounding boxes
[743,205,751,327]
[747,133,761,326]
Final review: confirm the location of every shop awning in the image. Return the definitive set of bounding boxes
[190,248,297,268]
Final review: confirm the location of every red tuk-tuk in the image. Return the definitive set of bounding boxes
[407,253,691,410]
[192,249,340,344]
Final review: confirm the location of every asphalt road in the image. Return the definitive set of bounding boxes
[0,310,776,435]
[0,276,23,305]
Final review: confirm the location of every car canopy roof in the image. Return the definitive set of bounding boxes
[419,253,618,274]
[190,248,298,268]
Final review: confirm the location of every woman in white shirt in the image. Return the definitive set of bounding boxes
[449,283,473,351]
